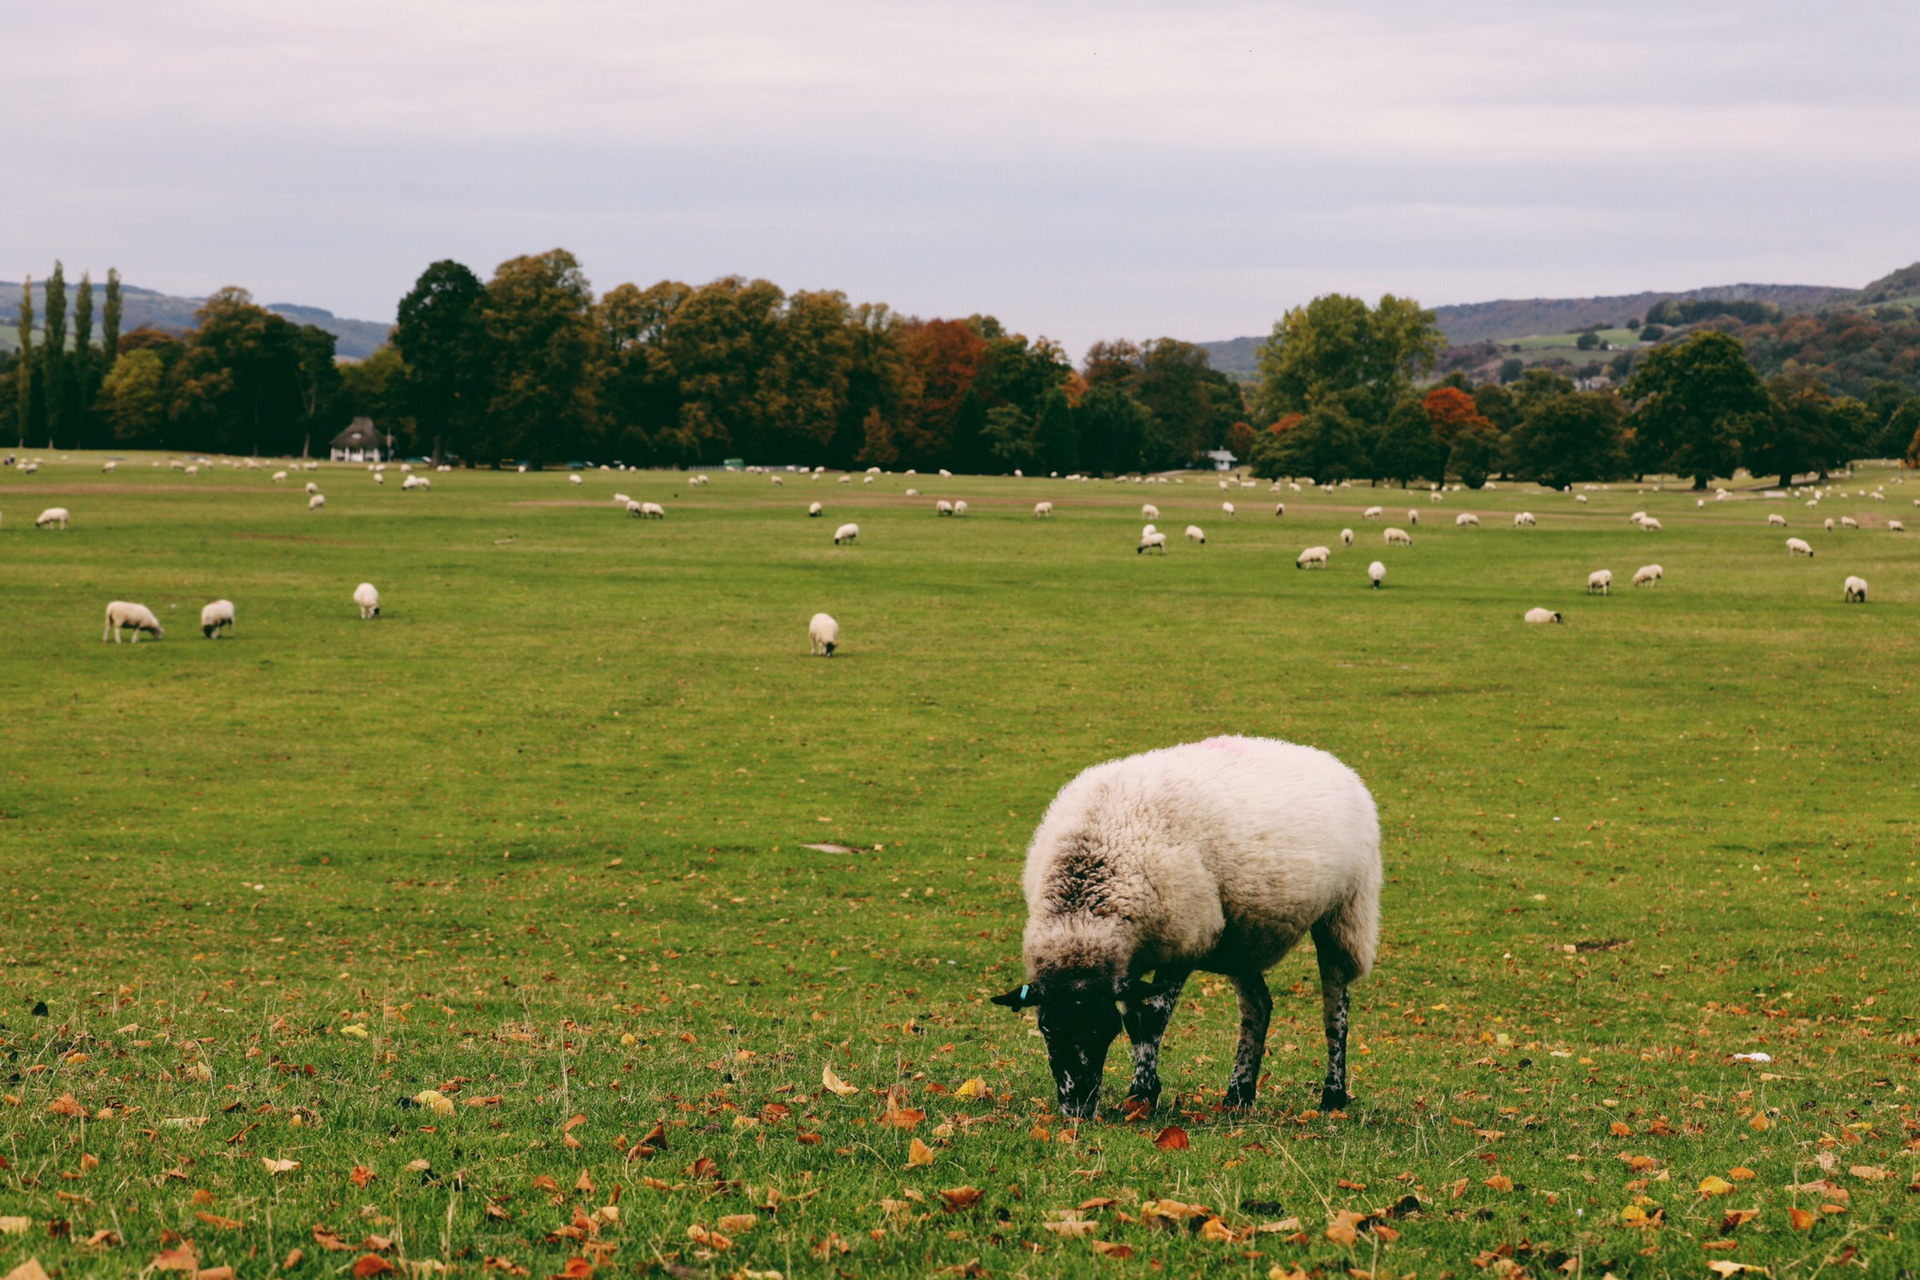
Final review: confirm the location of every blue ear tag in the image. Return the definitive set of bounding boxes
[1019,985,1030,1002]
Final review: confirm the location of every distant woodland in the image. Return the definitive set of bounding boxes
[6,251,1919,486]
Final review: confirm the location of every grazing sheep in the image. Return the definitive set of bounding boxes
[1767,513,1786,527]
[837,474,851,484]
[1633,564,1663,587]
[626,500,646,517]
[1639,516,1661,531]
[833,522,860,545]
[1362,506,1383,519]
[1840,516,1858,529]
[1340,527,1354,546]
[1296,545,1331,569]
[1034,501,1053,517]
[1455,512,1479,527]
[1428,491,1442,503]
[1575,494,1588,503]
[904,487,919,497]
[1185,525,1206,544]
[1523,607,1563,624]
[808,501,823,517]
[1383,527,1412,546]
[568,474,583,485]
[954,500,968,516]
[403,474,430,491]
[1787,537,1814,557]
[1137,531,1168,554]
[306,481,320,495]
[1823,517,1835,531]
[200,599,235,639]
[184,465,199,476]
[353,582,380,619]
[639,501,665,519]
[1513,511,1536,527]
[35,507,70,530]
[863,475,874,484]
[1629,511,1647,525]
[272,470,288,483]
[308,494,326,511]
[990,736,1381,1118]
[1142,503,1159,520]
[1367,560,1385,589]
[612,492,631,505]
[1273,502,1286,517]
[1141,523,1158,538]
[1843,575,1868,603]
[374,471,385,484]
[808,612,839,656]
[1407,509,1419,525]
[1221,502,1235,517]
[101,460,117,473]
[936,500,954,516]
[1890,520,1906,532]
[771,475,784,486]
[102,600,164,643]
[1587,569,1612,595]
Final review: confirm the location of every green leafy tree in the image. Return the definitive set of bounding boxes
[72,271,96,444]
[393,260,489,463]
[102,269,122,371]
[1509,391,1629,488]
[1077,382,1149,475]
[948,388,990,475]
[1032,386,1079,474]
[1447,423,1501,488]
[1254,293,1444,426]
[15,275,33,446]
[44,263,67,445]
[1249,395,1371,481]
[1370,395,1447,485]
[983,404,1035,470]
[477,250,600,466]
[1626,330,1768,487]
[169,288,339,455]
[98,347,169,445]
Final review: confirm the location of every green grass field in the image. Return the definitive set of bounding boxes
[2,456,1916,1279]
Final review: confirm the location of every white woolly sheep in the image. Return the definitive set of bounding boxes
[1034,501,1053,517]
[1633,564,1663,587]
[1890,520,1906,532]
[568,474,582,485]
[272,470,288,483]
[184,465,199,476]
[1140,523,1158,538]
[1362,505,1383,519]
[808,612,839,656]
[1840,516,1858,529]
[1767,513,1786,527]
[639,501,665,519]
[1383,527,1412,546]
[35,507,70,530]
[200,599,235,639]
[1843,575,1868,603]
[1786,537,1814,557]
[1407,509,1419,525]
[1137,531,1168,554]
[954,500,968,516]
[1629,510,1647,525]
[353,582,380,619]
[1455,512,1479,527]
[1513,511,1536,527]
[936,500,954,516]
[1639,516,1661,531]
[1587,569,1612,595]
[1142,503,1159,519]
[626,500,646,518]
[101,460,117,473]
[808,501,823,517]
[1524,607,1563,624]
[1428,491,1442,502]
[837,474,850,485]
[1184,525,1206,544]
[833,522,860,545]
[990,736,1380,1118]
[1340,527,1354,546]
[1273,502,1285,517]
[305,481,319,495]
[403,474,429,490]
[904,487,919,497]
[612,492,631,505]
[1367,560,1384,589]
[1575,494,1588,503]
[374,472,385,484]
[771,475,784,486]
[102,601,163,643]
[1221,502,1235,517]
[862,475,874,484]
[1296,545,1330,569]
[1823,517,1835,531]
[308,494,326,511]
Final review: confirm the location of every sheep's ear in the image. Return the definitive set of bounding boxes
[989,983,1040,1010]
[1126,973,1169,1000]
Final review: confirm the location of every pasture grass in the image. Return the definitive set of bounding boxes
[2,455,1918,1279]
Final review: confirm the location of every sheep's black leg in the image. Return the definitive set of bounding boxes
[1224,971,1272,1109]
[1121,968,1188,1114]
[1318,979,1350,1111]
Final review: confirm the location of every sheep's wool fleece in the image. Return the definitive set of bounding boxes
[1020,736,1380,979]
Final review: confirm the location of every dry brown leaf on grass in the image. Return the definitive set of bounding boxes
[149,1246,199,1272]
[312,1225,354,1252]
[48,1094,85,1118]
[881,1104,926,1130]
[197,1268,237,1280]
[1720,1208,1761,1231]
[1850,1165,1892,1181]
[822,1065,859,1096]
[908,1138,936,1166]
[3,1260,51,1280]
[1090,1241,1133,1258]
[351,1256,396,1278]
[1325,1210,1365,1246]
[77,1230,120,1250]
[261,1158,300,1175]
[1704,1263,1767,1277]
[1043,1217,1098,1238]
[939,1186,983,1211]
[952,1078,991,1100]
[717,1214,757,1235]
[687,1224,734,1251]
[196,1211,245,1230]
[281,1249,305,1270]
[1787,1206,1817,1230]
[0,1218,30,1235]
[1152,1125,1189,1151]
[1483,1175,1514,1193]
[349,1164,376,1188]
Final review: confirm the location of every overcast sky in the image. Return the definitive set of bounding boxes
[7,0,1919,355]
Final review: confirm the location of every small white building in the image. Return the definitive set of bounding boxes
[329,418,394,463]
[1203,449,1237,472]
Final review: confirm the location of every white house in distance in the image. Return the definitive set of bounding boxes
[330,418,395,463]
[1204,449,1237,471]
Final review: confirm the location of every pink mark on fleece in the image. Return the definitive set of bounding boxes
[1195,736,1255,755]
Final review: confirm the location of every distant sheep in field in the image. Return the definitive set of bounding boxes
[306,481,320,495]
[989,735,1380,1117]
[1890,520,1906,532]
[1787,537,1814,557]
[1034,501,1053,517]
[1222,502,1235,517]
[808,501,823,517]
[1587,569,1612,595]
[771,475,783,486]
[374,471,385,484]
[1575,494,1587,503]
[102,601,163,643]
[36,507,70,529]
[1840,516,1858,529]
[1822,516,1835,531]
[403,474,430,490]
[569,474,583,485]
[1768,513,1786,527]
[1455,512,1479,527]
[1368,560,1385,588]
[639,501,665,519]
[954,500,968,516]
[837,474,851,485]
[1513,511,1536,527]
[1137,531,1168,554]
[904,488,919,497]
[184,465,199,476]
[1340,527,1354,546]
[1363,505,1383,519]
[863,475,874,485]
[833,522,860,545]
[1185,525,1206,544]
[1844,575,1868,603]
[1140,523,1157,539]
[1407,509,1419,525]
[1273,502,1285,517]
[808,612,839,656]
[1629,511,1647,525]
[354,583,380,619]
[1429,491,1442,502]
[1142,503,1159,519]
[200,599,235,639]
[1633,564,1663,587]
[1296,545,1330,569]
[1639,516,1661,531]
[937,500,954,516]
[1524,607,1563,624]
[101,460,117,473]
[613,492,631,505]
[1383,527,1412,546]
[626,500,645,517]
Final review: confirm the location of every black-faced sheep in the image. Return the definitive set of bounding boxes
[1633,564,1663,587]
[808,612,839,655]
[991,736,1381,1119]
[36,507,70,529]
[103,601,163,643]
[1034,501,1053,517]
[1844,575,1868,603]
[1524,607,1563,624]
[833,522,859,545]
[1367,561,1384,588]
[200,599,235,638]
[1787,537,1814,557]
[1137,531,1168,554]
[354,582,380,619]
[1184,525,1205,544]
[1296,545,1330,569]
[1587,569,1612,595]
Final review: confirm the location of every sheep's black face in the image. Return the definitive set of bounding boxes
[991,977,1122,1120]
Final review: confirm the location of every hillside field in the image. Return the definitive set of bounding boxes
[2,457,1917,1279]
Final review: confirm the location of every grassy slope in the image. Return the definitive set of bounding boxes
[2,459,1917,1278]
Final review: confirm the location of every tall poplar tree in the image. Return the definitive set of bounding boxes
[73,271,95,443]
[43,262,67,445]
[14,276,31,447]
[102,269,123,372]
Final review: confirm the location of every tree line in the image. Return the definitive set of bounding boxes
[6,249,1917,484]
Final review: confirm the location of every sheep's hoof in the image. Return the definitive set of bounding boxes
[1122,1092,1158,1120]
[1223,1085,1257,1110]
[1319,1087,1350,1111]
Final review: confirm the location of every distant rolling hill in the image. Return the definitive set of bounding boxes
[0,280,390,359]
[1198,280,1860,375]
